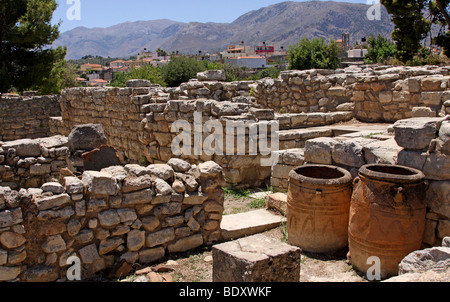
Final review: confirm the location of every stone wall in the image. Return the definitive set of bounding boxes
[0,94,60,141]
[55,83,168,163]
[139,99,277,187]
[0,159,225,281]
[0,136,69,190]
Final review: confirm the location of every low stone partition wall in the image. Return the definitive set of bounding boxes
[0,94,61,141]
[0,136,69,190]
[140,99,278,187]
[0,159,225,281]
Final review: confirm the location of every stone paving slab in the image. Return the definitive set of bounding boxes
[220,209,286,241]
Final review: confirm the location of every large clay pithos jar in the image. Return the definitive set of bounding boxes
[287,165,353,253]
[348,164,427,280]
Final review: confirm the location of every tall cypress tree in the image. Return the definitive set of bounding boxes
[380,0,431,62]
[0,0,65,93]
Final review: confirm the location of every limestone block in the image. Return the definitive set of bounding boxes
[167,158,191,173]
[304,137,337,165]
[122,175,152,193]
[332,140,365,167]
[40,182,64,194]
[399,246,450,274]
[437,121,450,154]
[364,138,402,165]
[126,79,152,87]
[167,233,203,253]
[212,234,301,282]
[30,164,51,176]
[34,194,71,211]
[42,235,66,253]
[99,238,124,255]
[127,229,145,252]
[146,228,175,248]
[422,92,442,106]
[82,171,120,196]
[422,152,450,180]
[98,210,120,228]
[0,266,21,281]
[146,164,174,181]
[0,232,26,249]
[153,178,172,196]
[265,192,287,215]
[1,139,41,157]
[397,149,428,171]
[78,243,101,264]
[412,107,437,118]
[197,70,226,82]
[393,118,442,150]
[139,246,165,264]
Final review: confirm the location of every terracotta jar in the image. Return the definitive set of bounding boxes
[287,165,353,253]
[348,164,427,279]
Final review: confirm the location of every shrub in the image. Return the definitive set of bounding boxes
[160,56,206,87]
[288,37,340,70]
[364,35,397,64]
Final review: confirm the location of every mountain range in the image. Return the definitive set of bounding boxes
[53,1,395,59]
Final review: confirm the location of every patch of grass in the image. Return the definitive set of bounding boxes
[247,198,266,209]
[281,220,288,243]
[222,187,251,198]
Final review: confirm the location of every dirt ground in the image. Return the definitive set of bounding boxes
[119,192,367,283]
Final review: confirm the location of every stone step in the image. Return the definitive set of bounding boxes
[220,209,286,241]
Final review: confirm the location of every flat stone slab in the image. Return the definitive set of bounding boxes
[212,234,301,282]
[220,209,285,241]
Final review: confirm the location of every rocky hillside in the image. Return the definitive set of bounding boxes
[54,1,394,59]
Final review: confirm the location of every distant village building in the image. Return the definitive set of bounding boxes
[225,56,269,69]
[80,63,103,72]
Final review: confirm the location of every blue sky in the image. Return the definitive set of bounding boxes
[53,0,368,33]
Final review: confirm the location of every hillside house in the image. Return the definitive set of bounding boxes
[225,56,269,69]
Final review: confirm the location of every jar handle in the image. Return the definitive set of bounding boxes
[394,186,404,205]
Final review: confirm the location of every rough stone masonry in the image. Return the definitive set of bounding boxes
[0,159,226,281]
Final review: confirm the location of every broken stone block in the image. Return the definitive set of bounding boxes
[34,193,71,211]
[364,138,402,165]
[393,118,442,151]
[304,137,337,165]
[167,158,192,173]
[212,234,301,282]
[412,107,437,118]
[40,182,65,194]
[197,70,226,82]
[332,139,366,167]
[64,176,85,194]
[265,192,287,215]
[68,124,107,151]
[82,171,120,196]
[82,145,121,171]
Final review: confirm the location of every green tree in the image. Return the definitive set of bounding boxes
[0,0,66,93]
[39,59,80,95]
[110,64,166,87]
[364,35,397,63]
[288,37,340,70]
[161,56,206,87]
[381,0,431,62]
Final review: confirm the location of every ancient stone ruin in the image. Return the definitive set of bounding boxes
[0,64,449,281]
